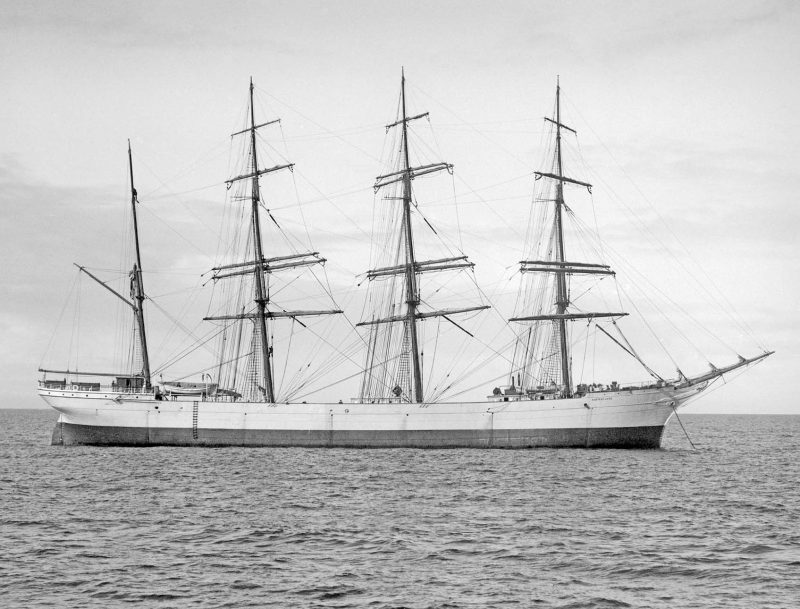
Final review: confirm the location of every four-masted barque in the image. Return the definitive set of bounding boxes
[38,75,772,448]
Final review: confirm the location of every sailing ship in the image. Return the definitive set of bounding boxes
[38,75,772,448]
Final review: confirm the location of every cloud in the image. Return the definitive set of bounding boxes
[3,2,254,50]
[587,0,796,63]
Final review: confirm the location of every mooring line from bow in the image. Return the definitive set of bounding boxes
[672,406,696,450]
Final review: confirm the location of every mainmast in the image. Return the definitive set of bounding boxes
[128,141,152,391]
[358,69,488,403]
[204,79,341,402]
[510,79,626,397]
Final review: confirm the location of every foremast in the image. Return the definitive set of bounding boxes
[204,79,341,403]
[399,69,424,403]
[358,70,488,403]
[552,83,571,395]
[511,79,625,397]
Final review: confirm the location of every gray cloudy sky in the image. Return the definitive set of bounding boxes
[2,0,797,412]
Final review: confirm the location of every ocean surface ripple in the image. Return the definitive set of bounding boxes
[1,410,798,608]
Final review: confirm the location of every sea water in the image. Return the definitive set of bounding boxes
[1,409,798,608]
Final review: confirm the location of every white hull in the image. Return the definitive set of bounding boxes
[39,384,706,448]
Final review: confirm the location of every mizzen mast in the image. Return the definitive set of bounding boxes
[128,140,152,390]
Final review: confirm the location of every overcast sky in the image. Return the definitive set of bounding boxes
[2,0,797,412]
